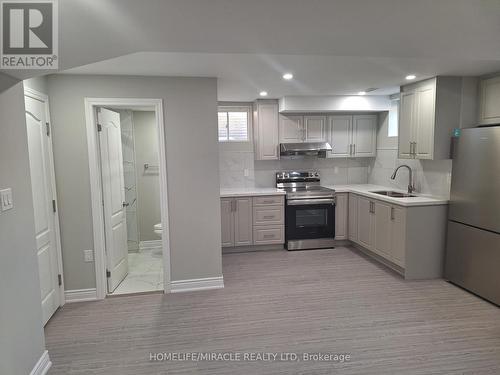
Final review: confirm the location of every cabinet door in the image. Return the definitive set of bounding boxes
[335,193,348,240]
[304,115,327,142]
[279,115,303,143]
[348,194,358,242]
[220,199,234,247]
[479,76,500,126]
[373,201,392,258]
[254,102,279,160]
[329,116,352,158]
[414,85,436,159]
[234,197,253,246]
[352,115,376,157]
[357,196,374,250]
[390,206,406,267]
[398,90,416,159]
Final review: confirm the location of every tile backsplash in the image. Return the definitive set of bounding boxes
[367,148,452,199]
[219,150,370,188]
[219,148,452,199]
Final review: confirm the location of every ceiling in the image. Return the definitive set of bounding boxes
[3,0,500,100]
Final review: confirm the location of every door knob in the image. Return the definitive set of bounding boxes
[122,202,130,207]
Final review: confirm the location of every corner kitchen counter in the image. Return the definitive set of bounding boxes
[220,187,286,198]
[327,184,448,207]
[220,185,447,206]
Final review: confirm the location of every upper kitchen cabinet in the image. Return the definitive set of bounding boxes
[279,114,303,143]
[303,115,327,142]
[279,115,327,143]
[253,100,279,160]
[398,76,462,160]
[478,75,500,126]
[328,114,376,158]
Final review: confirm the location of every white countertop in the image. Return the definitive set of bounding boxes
[220,184,448,207]
[324,184,448,207]
[220,187,286,198]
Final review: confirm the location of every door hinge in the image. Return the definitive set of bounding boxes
[58,274,62,286]
[97,123,102,132]
[106,269,111,278]
[52,199,57,213]
[45,122,50,136]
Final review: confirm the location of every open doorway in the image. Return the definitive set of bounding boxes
[84,98,171,299]
[98,107,164,295]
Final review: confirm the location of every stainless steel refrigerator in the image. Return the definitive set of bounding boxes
[445,126,500,306]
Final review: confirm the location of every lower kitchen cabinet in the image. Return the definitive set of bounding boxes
[335,193,348,240]
[373,201,392,259]
[220,198,234,247]
[389,206,406,267]
[348,193,445,278]
[348,193,358,241]
[221,195,284,248]
[234,198,253,246]
[220,197,253,247]
[357,196,375,250]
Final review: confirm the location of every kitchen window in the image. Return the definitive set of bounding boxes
[218,106,250,142]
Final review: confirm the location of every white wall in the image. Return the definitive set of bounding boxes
[0,77,47,375]
[46,74,221,289]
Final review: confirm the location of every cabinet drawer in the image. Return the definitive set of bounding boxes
[253,195,284,206]
[253,225,284,245]
[253,206,284,225]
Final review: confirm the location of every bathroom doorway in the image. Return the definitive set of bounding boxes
[84,98,171,299]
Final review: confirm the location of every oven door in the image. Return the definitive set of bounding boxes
[286,198,335,240]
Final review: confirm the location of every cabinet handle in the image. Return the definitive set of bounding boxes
[353,144,356,155]
[263,215,274,219]
[231,200,236,212]
[349,144,353,155]
[413,142,417,156]
[391,207,395,220]
[263,234,275,239]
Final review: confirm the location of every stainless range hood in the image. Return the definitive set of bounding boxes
[280,142,332,158]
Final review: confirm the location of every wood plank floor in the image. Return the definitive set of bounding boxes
[45,247,500,374]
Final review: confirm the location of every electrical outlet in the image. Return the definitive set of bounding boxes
[0,188,13,212]
[83,249,94,262]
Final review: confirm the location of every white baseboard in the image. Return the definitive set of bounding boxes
[171,276,224,293]
[30,350,51,375]
[139,240,162,250]
[65,288,98,303]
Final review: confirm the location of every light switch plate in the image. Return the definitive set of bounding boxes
[0,188,13,211]
[83,249,94,262]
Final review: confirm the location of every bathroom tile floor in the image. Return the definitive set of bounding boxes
[110,248,164,295]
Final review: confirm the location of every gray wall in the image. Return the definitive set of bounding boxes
[46,75,221,289]
[133,111,161,241]
[0,78,47,375]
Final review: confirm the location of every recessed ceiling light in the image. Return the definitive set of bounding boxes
[406,74,416,80]
[259,91,268,97]
[358,91,367,96]
[282,73,293,80]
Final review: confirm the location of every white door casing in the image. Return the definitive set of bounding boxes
[25,89,63,325]
[97,108,129,293]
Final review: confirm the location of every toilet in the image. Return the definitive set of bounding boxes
[153,223,163,238]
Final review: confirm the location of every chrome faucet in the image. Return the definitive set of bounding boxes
[391,164,415,194]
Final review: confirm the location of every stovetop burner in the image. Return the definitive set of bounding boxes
[276,170,336,199]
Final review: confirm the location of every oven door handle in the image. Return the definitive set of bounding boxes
[287,198,336,206]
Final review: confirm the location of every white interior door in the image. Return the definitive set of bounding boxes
[98,108,129,293]
[25,91,61,325]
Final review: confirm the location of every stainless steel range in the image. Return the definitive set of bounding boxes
[276,171,336,250]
